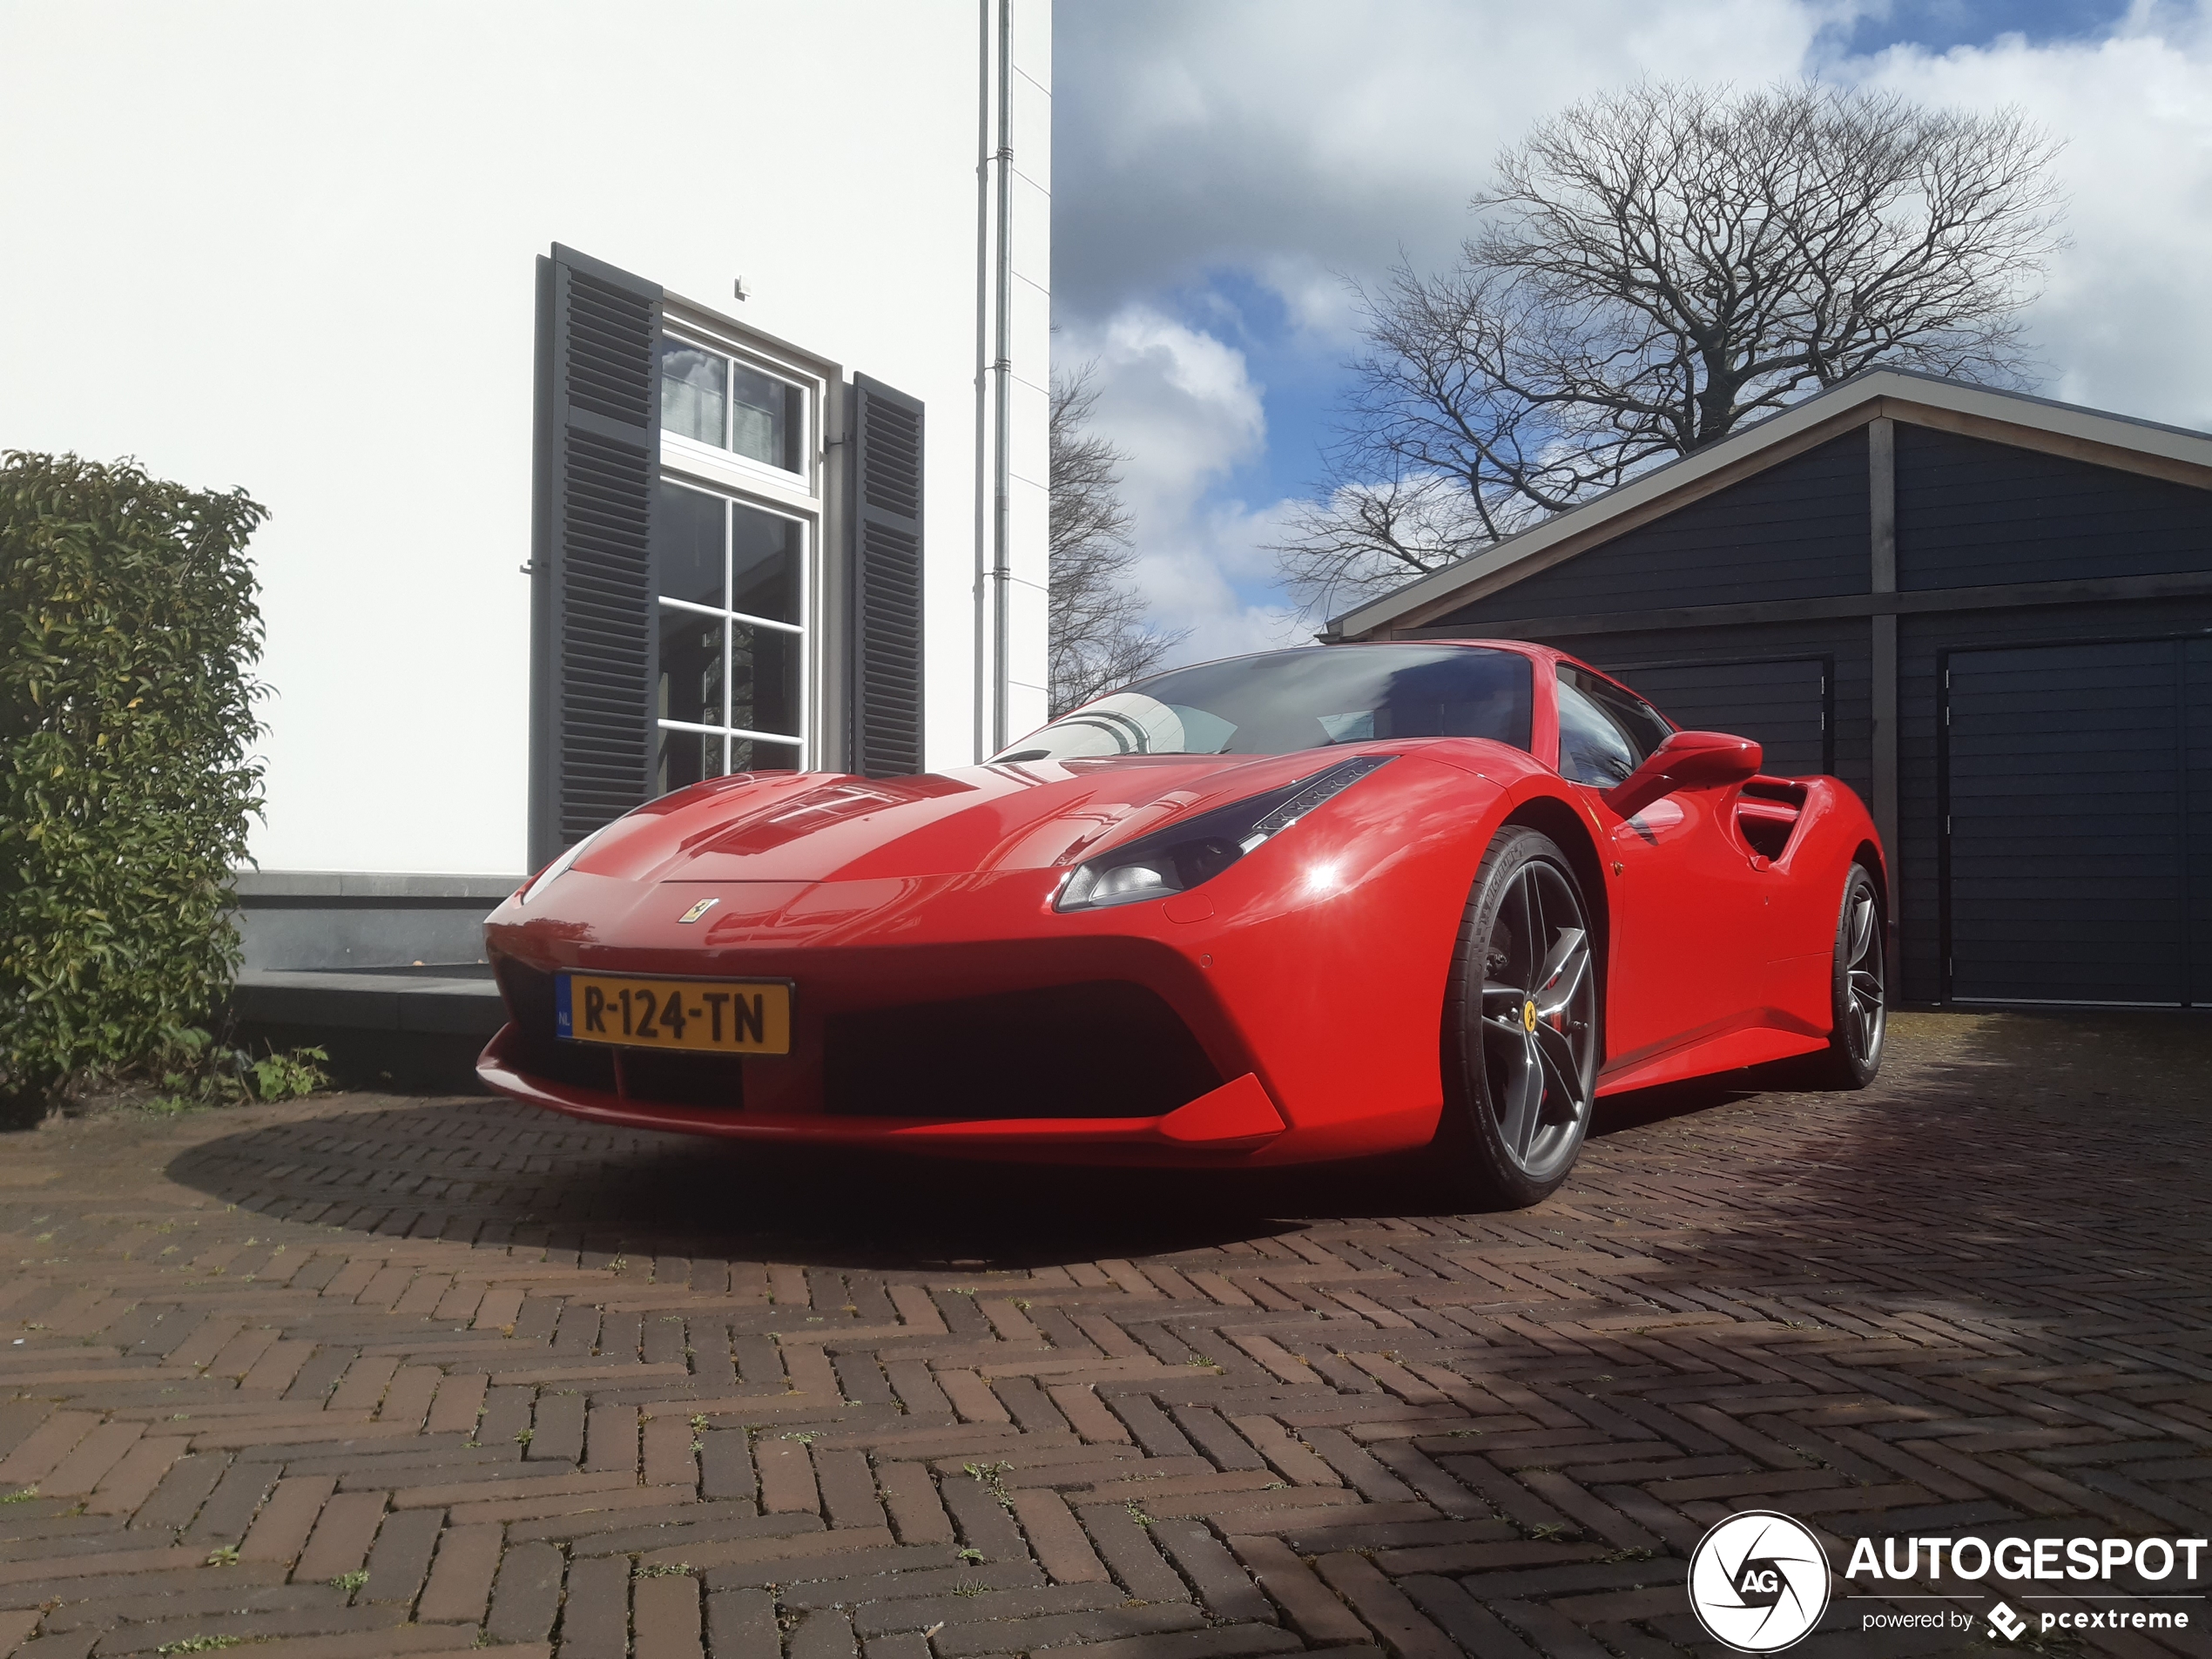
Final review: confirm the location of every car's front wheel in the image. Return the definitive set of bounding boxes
[1437,826,1600,1210]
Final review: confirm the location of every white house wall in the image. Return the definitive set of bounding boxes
[0,0,1049,876]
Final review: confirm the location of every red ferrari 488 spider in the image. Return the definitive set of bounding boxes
[479,641,1886,1207]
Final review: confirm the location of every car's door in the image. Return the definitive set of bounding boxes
[1551,666,1771,1062]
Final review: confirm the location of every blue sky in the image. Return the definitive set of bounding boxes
[1831,0,2131,56]
[1049,0,2212,659]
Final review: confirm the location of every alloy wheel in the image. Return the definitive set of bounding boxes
[1477,860,1597,1180]
[1841,882,1885,1069]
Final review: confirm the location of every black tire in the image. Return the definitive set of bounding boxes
[1436,826,1600,1210]
[1804,863,1885,1089]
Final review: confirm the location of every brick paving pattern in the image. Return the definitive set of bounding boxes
[0,1010,2201,1657]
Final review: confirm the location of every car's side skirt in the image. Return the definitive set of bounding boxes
[1595,1018,1829,1097]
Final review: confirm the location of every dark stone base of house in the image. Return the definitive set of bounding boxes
[223,873,517,1094]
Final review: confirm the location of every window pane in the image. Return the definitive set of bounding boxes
[730,622,802,741]
[658,606,725,729]
[657,725,723,794]
[732,737,802,772]
[655,484,725,608]
[730,362,799,470]
[1555,674,1640,787]
[659,339,727,446]
[730,503,801,623]
[1563,666,1672,762]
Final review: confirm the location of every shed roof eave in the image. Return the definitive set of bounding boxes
[1328,368,2212,640]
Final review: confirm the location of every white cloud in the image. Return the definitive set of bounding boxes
[1136,497,1313,667]
[1056,304,1310,665]
[1060,306,1264,523]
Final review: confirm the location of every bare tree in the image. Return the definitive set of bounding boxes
[1280,81,2067,613]
[1049,367,1184,713]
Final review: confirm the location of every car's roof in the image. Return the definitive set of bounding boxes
[1118,637,1558,681]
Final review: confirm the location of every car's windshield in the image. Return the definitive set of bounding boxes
[994,645,1534,760]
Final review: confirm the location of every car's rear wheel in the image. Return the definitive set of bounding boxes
[1437,826,1599,1210]
[1804,863,1885,1089]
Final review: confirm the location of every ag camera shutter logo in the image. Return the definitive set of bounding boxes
[1688,1511,1832,1652]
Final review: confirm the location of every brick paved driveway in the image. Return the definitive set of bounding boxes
[0,1011,2202,1659]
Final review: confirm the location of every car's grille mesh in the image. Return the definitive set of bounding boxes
[824,981,1220,1120]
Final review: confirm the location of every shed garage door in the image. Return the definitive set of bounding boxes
[1944,637,2210,1006]
[1603,656,1831,777]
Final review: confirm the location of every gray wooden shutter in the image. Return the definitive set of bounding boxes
[847,374,926,777]
[529,244,662,868]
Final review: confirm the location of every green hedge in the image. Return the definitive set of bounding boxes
[0,452,269,1109]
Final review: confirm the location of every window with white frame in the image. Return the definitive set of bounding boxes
[535,246,917,868]
[660,335,806,474]
[653,481,808,786]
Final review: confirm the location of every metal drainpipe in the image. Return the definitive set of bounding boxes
[989,0,1015,755]
[971,0,992,764]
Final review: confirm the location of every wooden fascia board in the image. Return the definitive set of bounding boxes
[1875,395,2212,492]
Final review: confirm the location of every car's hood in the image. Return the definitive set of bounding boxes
[556,749,1416,888]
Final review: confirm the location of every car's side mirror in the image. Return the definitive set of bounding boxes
[1603,730,1763,819]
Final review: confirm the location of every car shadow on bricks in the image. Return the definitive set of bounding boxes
[160,1010,2212,1274]
[154,1073,1804,1274]
[160,1097,1362,1270]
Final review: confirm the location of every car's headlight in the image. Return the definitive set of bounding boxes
[1055,755,1394,912]
[517,825,609,906]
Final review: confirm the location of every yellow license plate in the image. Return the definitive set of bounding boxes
[556,973,792,1055]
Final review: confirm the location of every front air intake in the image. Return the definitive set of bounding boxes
[824,981,1221,1119]
[491,957,744,1109]
[493,957,615,1093]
